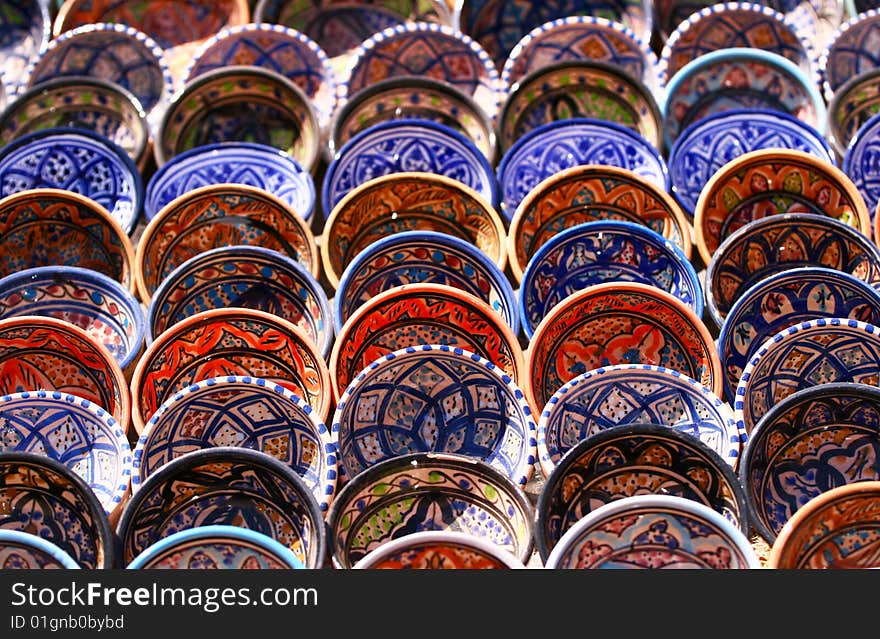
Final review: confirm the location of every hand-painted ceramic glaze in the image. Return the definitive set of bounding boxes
[0,0,51,100]
[0,529,80,569]
[352,530,527,569]
[827,67,880,157]
[818,8,880,103]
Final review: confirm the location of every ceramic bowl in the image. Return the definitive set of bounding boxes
[0,126,144,235]
[707,212,880,330]
[144,141,316,223]
[500,15,661,102]
[0,529,80,569]
[127,524,306,569]
[333,229,517,336]
[661,47,826,150]
[0,188,136,295]
[507,164,692,283]
[332,344,537,487]
[116,446,327,568]
[0,265,146,372]
[827,66,880,158]
[768,480,880,569]
[325,451,536,569]
[0,76,150,172]
[154,65,321,173]
[339,21,503,125]
[0,0,51,100]
[329,76,497,165]
[693,148,872,267]
[842,110,880,223]
[658,2,815,86]
[132,375,338,512]
[524,281,723,413]
[146,244,332,359]
[0,451,115,569]
[740,381,880,543]
[0,315,131,438]
[23,22,174,133]
[668,108,836,219]
[535,422,750,563]
[454,0,654,70]
[718,266,880,403]
[321,172,506,289]
[135,183,319,305]
[496,117,668,221]
[129,307,332,436]
[734,317,880,437]
[329,283,526,403]
[536,363,742,479]
[519,219,703,339]
[322,118,498,218]
[818,8,880,104]
[498,59,663,154]
[352,530,527,569]
[544,494,761,569]
[0,389,132,520]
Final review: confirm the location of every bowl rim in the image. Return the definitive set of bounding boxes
[0,528,81,569]
[826,65,880,158]
[518,218,704,339]
[535,421,750,563]
[817,6,880,103]
[131,374,337,511]
[0,450,116,568]
[544,493,761,569]
[325,450,537,569]
[842,108,880,216]
[321,170,507,289]
[352,529,528,569]
[693,147,872,266]
[116,445,327,569]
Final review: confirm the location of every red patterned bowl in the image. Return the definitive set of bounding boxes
[352,530,527,569]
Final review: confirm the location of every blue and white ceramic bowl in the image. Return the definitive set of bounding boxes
[519,219,702,339]
[717,266,880,402]
[668,108,835,219]
[333,229,517,336]
[0,126,143,235]
[145,141,316,222]
[842,110,880,222]
[496,117,668,221]
[0,529,80,569]
[536,363,743,478]
[818,7,880,104]
[322,118,498,216]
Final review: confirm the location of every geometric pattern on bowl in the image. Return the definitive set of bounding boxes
[129,307,332,436]
[506,164,692,283]
[817,7,880,103]
[0,315,131,437]
[126,524,307,569]
[0,188,136,294]
[0,451,115,569]
[146,244,333,359]
[332,344,537,488]
[0,265,147,372]
[536,364,742,479]
[739,381,880,543]
[668,108,836,219]
[519,219,703,339]
[116,446,327,568]
[535,422,750,564]
[524,281,724,414]
[0,126,144,235]
[0,389,132,518]
[352,529,527,569]
[329,283,526,404]
[842,110,880,225]
[333,229,518,336]
[324,451,536,569]
[767,480,880,569]
[734,317,880,438]
[717,266,880,403]
[827,66,880,158]
[661,47,826,150]
[135,183,319,304]
[0,529,81,569]
[498,60,663,155]
[320,171,507,289]
[496,117,668,221]
[543,493,762,568]
[693,148,873,267]
[0,0,51,100]
[339,21,503,126]
[321,118,498,218]
[705,212,880,330]
[144,141,316,222]
[132,375,338,512]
